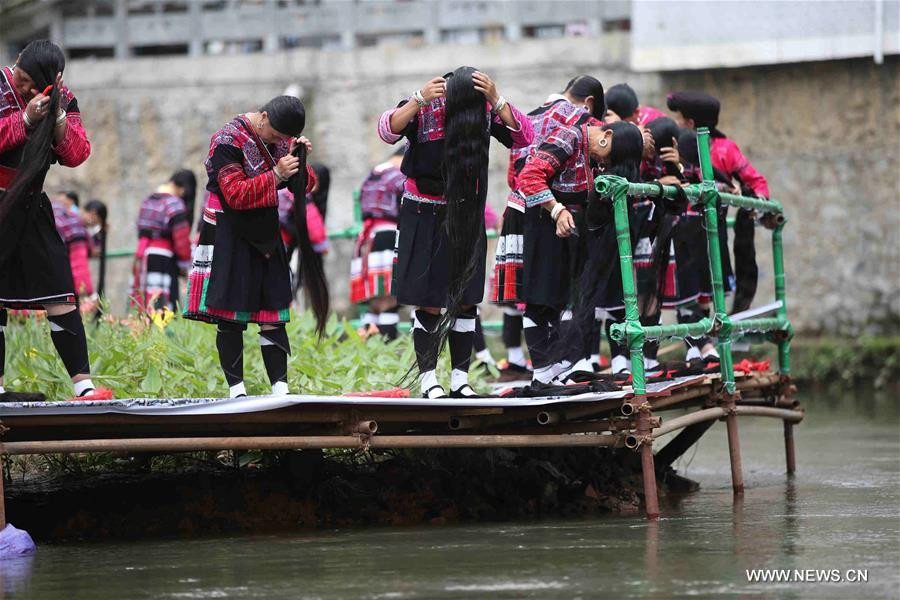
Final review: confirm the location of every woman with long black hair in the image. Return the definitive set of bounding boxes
[0,40,111,401]
[183,96,328,398]
[493,75,606,375]
[516,120,645,386]
[378,67,533,398]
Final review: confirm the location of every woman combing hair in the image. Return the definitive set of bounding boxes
[0,39,111,401]
[378,66,533,398]
[183,95,327,398]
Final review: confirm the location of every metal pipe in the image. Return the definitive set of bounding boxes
[624,434,639,449]
[725,405,745,496]
[0,458,5,530]
[0,433,622,455]
[784,420,797,474]
[352,420,378,435]
[536,411,558,425]
[652,407,726,438]
[650,405,803,439]
[620,402,636,416]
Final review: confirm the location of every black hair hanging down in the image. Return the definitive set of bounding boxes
[553,121,644,366]
[84,200,109,310]
[309,162,331,219]
[423,66,491,369]
[170,169,197,227]
[289,144,330,337]
[0,40,65,223]
[564,75,606,120]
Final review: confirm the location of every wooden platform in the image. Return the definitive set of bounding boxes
[0,371,802,520]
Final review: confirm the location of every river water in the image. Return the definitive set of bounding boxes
[2,388,898,599]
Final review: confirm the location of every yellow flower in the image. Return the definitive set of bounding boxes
[151,307,175,330]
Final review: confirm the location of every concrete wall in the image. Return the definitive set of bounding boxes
[41,37,899,334]
[631,0,899,71]
[652,56,900,334]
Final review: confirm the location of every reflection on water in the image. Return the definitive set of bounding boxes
[3,388,899,599]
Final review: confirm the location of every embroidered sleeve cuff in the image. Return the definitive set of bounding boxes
[524,189,555,208]
[506,104,535,148]
[378,108,403,144]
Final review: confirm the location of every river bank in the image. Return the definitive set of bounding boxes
[6,447,690,542]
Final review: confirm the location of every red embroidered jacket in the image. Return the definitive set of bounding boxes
[0,66,91,187]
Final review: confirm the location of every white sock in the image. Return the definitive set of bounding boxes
[685,346,702,361]
[229,382,247,398]
[644,357,659,370]
[450,368,469,391]
[475,348,496,365]
[507,346,526,366]
[271,381,289,395]
[611,355,630,374]
[590,353,600,366]
[702,346,720,359]
[0,385,5,394]
[73,378,95,397]
[361,312,376,326]
[533,365,555,384]
[420,369,440,395]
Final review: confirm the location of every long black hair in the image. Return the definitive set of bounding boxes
[556,121,644,366]
[84,199,108,319]
[169,169,197,227]
[289,145,330,337]
[309,162,330,219]
[0,40,65,223]
[564,75,606,120]
[443,66,490,313]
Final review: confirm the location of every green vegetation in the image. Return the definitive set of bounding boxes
[3,309,445,401]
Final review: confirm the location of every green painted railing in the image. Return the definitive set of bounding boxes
[598,127,792,396]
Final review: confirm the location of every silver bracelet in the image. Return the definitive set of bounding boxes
[22,112,32,128]
[413,90,427,108]
[492,96,507,115]
[55,110,67,125]
[550,202,565,221]
[274,168,287,183]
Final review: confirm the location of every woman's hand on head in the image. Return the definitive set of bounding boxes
[555,208,575,238]
[640,127,655,160]
[291,136,313,155]
[472,71,500,106]
[275,154,301,180]
[420,77,446,102]
[659,145,679,165]
[25,88,50,124]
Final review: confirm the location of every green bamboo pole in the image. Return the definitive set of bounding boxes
[607,177,646,395]
[772,221,792,374]
[609,319,714,344]
[593,179,783,214]
[697,128,736,394]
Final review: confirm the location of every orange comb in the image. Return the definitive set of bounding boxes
[41,84,53,95]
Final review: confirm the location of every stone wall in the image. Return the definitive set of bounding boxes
[43,38,898,334]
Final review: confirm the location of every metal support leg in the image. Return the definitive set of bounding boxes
[636,401,660,520]
[0,456,6,530]
[723,392,744,495]
[783,420,796,474]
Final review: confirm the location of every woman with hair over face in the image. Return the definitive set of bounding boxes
[184,96,328,398]
[493,74,606,376]
[516,120,645,386]
[0,40,111,401]
[378,67,533,399]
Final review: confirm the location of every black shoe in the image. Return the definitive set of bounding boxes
[423,385,448,399]
[449,384,480,398]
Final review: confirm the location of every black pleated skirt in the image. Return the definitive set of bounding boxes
[0,192,76,309]
[392,196,486,308]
